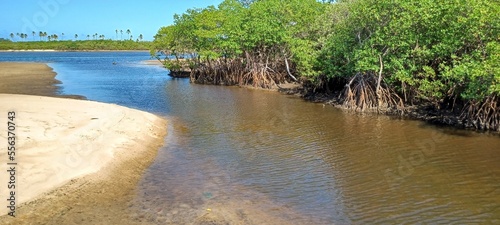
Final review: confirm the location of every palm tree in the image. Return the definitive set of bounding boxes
[39,31,43,41]
[130,35,133,40]
[115,29,118,40]
[43,32,47,41]
[32,31,35,41]
[61,33,65,40]
[75,34,78,40]
[138,34,143,42]
[126,29,131,39]
[87,34,90,40]
[9,33,14,41]
[94,33,98,40]
[120,30,123,40]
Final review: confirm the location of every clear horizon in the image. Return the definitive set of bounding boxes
[0,0,223,42]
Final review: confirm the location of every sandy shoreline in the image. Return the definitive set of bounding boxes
[0,62,84,99]
[0,50,56,52]
[0,62,60,97]
[0,63,167,224]
[141,59,164,66]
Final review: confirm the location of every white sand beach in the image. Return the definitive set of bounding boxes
[0,94,167,217]
[0,62,167,224]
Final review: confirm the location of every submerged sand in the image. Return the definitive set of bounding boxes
[0,62,167,224]
[141,59,164,66]
[0,62,308,225]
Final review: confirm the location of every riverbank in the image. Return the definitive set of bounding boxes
[141,59,164,66]
[0,62,83,99]
[0,50,150,52]
[0,49,56,52]
[295,84,500,133]
[186,74,500,134]
[0,63,168,224]
[0,40,151,51]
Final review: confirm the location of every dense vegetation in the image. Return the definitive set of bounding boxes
[0,40,151,51]
[153,0,499,131]
[2,29,149,50]
[8,29,141,42]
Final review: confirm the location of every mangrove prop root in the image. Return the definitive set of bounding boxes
[189,53,294,88]
[340,72,404,113]
[460,95,500,131]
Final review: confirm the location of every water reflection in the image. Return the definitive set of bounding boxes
[136,82,500,224]
[7,52,498,224]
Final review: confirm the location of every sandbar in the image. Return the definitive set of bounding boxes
[0,62,167,224]
[0,62,83,99]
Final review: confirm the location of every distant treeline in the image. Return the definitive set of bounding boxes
[0,40,151,51]
[151,0,499,131]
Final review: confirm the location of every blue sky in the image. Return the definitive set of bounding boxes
[0,0,223,41]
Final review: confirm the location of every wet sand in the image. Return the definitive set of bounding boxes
[0,62,311,225]
[0,62,61,96]
[141,59,164,66]
[0,62,83,99]
[0,62,167,224]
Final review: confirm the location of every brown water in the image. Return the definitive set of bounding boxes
[7,51,493,224]
[129,80,500,224]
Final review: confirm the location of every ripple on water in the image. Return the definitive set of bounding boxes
[134,85,500,224]
[16,52,497,224]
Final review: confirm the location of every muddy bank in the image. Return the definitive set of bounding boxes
[184,75,499,133]
[295,82,500,133]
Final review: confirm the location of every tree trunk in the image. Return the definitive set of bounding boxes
[376,54,384,112]
[284,57,298,82]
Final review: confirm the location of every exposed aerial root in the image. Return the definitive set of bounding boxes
[190,55,293,89]
[460,95,500,131]
[340,72,404,113]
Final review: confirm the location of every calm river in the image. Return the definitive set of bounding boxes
[1,52,499,224]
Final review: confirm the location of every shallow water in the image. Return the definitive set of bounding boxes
[2,52,499,224]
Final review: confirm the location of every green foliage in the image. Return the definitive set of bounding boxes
[443,41,500,100]
[152,0,499,110]
[319,0,499,102]
[218,0,246,57]
[0,40,151,51]
[151,0,325,76]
